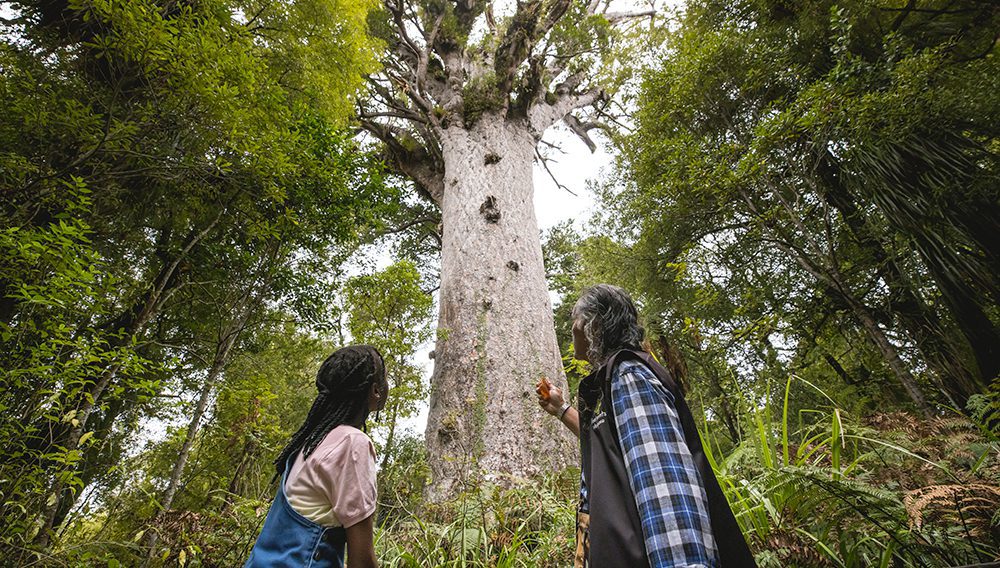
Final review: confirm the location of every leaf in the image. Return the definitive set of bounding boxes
[79,431,94,445]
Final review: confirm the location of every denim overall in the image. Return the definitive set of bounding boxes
[244,457,347,568]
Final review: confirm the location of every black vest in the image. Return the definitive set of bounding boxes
[578,349,756,567]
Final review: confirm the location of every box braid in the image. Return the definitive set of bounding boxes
[273,345,385,478]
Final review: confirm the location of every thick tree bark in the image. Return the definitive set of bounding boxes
[423,113,575,501]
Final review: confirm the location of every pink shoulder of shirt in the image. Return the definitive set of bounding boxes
[285,424,377,528]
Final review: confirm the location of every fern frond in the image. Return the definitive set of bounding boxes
[904,483,1000,539]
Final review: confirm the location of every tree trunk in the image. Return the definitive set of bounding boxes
[815,157,984,404]
[221,436,258,515]
[142,318,242,565]
[31,213,226,547]
[824,354,854,386]
[380,401,400,470]
[916,240,1000,388]
[848,298,932,416]
[424,114,574,501]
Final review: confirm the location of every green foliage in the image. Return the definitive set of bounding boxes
[345,261,434,453]
[462,72,507,126]
[56,324,330,567]
[0,0,389,560]
[606,0,999,420]
[377,433,432,531]
[375,469,579,568]
[0,179,157,550]
[967,376,1000,440]
[704,377,1000,566]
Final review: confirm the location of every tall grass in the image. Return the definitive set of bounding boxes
[373,375,1000,568]
[376,470,577,568]
[703,375,1000,568]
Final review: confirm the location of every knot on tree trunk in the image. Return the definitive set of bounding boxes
[480,195,501,223]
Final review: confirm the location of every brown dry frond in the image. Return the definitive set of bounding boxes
[866,412,926,436]
[904,483,1000,539]
[765,529,835,567]
[865,411,998,487]
[866,411,979,441]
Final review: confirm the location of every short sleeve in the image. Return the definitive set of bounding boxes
[313,431,377,528]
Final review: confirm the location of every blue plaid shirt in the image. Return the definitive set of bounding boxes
[604,359,718,568]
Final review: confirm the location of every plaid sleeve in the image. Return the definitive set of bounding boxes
[611,360,718,568]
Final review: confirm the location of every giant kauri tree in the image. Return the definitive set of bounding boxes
[360,0,655,498]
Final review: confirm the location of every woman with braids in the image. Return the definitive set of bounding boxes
[536,285,755,568]
[245,345,388,568]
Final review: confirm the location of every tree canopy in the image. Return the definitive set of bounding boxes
[1,0,998,566]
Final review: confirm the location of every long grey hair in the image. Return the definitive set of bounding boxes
[571,284,645,365]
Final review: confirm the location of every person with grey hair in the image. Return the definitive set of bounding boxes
[537,284,755,568]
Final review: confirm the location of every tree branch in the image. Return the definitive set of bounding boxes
[528,88,605,136]
[378,216,441,236]
[603,9,657,24]
[359,120,444,204]
[562,114,597,153]
[496,0,573,94]
[535,148,577,196]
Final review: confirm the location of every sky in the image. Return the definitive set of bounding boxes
[533,128,609,231]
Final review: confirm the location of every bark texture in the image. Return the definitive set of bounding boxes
[359,0,655,500]
[424,114,573,500]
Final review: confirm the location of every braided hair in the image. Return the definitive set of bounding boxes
[273,345,385,478]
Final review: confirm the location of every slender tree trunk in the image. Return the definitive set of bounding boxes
[142,318,243,565]
[815,158,984,403]
[380,402,400,470]
[221,437,258,514]
[424,113,574,501]
[0,278,15,325]
[706,365,742,443]
[824,354,854,386]
[741,187,933,416]
[847,297,932,415]
[32,264,177,546]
